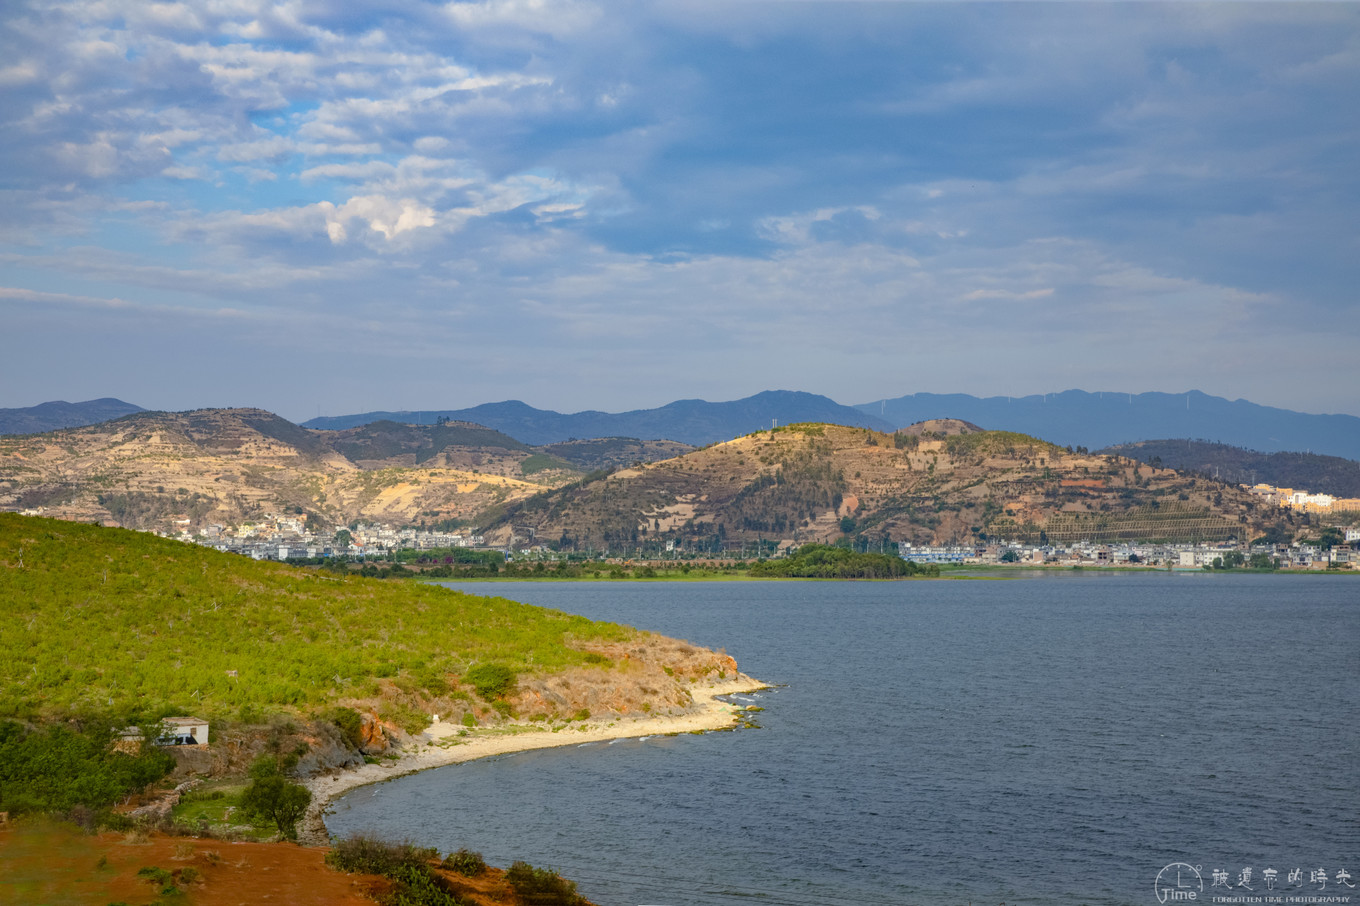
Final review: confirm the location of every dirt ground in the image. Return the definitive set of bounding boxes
[0,823,382,906]
[0,821,584,906]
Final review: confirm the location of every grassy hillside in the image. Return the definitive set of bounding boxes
[0,514,639,725]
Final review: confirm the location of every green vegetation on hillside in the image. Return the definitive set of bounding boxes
[0,719,175,816]
[0,514,632,723]
[329,419,531,464]
[327,835,461,906]
[520,452,577,475]
[749,544,940,579]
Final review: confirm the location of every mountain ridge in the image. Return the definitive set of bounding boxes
[303,390,896,444]
[0,398,144,435]
[0,408,1305,545]
[480,421,1279,549]
[0,408,689,531]
[1099,439,1360,498]
[856,390,1360,459]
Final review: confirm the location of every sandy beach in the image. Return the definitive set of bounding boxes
[299,674,768,846]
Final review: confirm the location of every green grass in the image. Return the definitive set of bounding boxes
[0,514,634,723]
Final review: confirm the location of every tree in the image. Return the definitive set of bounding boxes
[1317,527,1344,551]
[333,528,352,548]
[1000,550,1020,563]
[240,754,311,840]
[1248,552,1276,570]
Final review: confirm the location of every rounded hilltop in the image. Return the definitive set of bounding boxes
[481,419,1273,550]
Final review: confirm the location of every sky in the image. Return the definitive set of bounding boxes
[2,1,1358,423]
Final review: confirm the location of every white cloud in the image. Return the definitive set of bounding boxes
[300,161,397,184]
[216,135,294,162]
[442,0,601,36]
[961,288,1054,302]
[1,0,1357,416]
[0,63,39,86]
[324,195,437,242]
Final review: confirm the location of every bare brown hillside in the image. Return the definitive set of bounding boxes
[0,409,581,531]
[484,422,1274,549]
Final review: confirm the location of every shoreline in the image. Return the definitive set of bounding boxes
[298,674,769,846]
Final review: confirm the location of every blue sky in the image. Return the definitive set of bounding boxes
[2,1,1358,423]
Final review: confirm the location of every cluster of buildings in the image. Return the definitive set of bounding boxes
[899,539,1356,569]
[1248,483,1360,513]
[170,516,486,561]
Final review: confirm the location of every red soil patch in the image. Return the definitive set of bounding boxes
[0,823,380,906]
[0,823,592,906]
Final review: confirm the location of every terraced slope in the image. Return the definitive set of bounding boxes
[484,420,1273,549]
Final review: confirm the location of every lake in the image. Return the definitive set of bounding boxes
[327,573,1359,906]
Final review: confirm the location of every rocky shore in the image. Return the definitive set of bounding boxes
[298,674,768,846]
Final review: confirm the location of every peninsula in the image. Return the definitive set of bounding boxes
[0,513,766,903]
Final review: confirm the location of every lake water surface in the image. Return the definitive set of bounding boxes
[327,573,1358,906]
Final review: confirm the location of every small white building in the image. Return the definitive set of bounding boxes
[155,717,209,746]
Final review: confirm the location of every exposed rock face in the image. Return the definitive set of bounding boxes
[294,721,365,776]
[511,637,744,721]
[167,720,366,781]
[130,779,200,820]
[358,712,403,756]
[166,746,214,779]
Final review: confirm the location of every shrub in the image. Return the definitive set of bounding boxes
[326,834,439,876]
[505,860,585,906]
[463,664,516,700]
[383,863,458,906]
[136,865,178,896]
[440,848,487,876]
[327,835,454,906]
[327,707,364,749]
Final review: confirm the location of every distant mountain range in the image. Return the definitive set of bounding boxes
[7,390,1360,464]
[0,408,1298,544]
[855,390,1360,460]
[303,391,895,446]
[1100,440,1360,498]
[0,398,143,435]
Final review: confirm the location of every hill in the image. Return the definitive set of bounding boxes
[540,436,695,470]
[0,513,735,728]
[482,420,1277,551]
[303,391,896,445]
[0,398,144,435]
[0,410,689,532]
[857,390,1360,460]
[1099,440,1360,498]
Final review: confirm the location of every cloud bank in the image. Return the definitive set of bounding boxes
[2,1,1357,419]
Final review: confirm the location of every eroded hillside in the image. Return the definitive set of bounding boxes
[0,410,691,532]
[485,420,1272,549]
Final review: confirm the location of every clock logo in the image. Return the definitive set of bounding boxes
[1155,863,1203,903]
